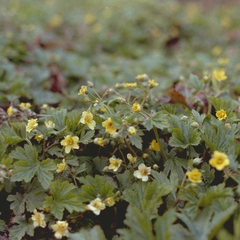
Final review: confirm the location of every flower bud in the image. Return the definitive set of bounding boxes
[193,157,202,165]
[0,170,7,178]
[153,164,159,170]
[180,116,188,121]
[102,166,109,172]
[103,139,110,145]
[110,141,116,147]
[225,123,231,130]
[142,153,148,159]
[112,132,120,139]
[87,81,94,87]
[191,121,199,128]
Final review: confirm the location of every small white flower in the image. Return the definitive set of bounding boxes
[86,198,106,215]
[133,163,151,182]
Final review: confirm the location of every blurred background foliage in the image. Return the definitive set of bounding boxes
[0,0,240,108]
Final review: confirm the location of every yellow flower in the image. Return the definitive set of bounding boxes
[102,118,116,134]
[31,209,46,228]
[80,111,96,130]
[135,74,148,81]
[94,138,104,147]
[86,198,106,215]
[123,82,137,88]
[35,134,43,142]
[127,153,137,164]
[133,163,151,182]
[108,157,122,172]
[218,57,229,65]
[19,102,31,111]
[41,104,49,109]
[105,197,115,206]
[142,153,148,159]
[60,135,79,154]
[213,68,227,81]
[148,79,158,88]
[7,106,15,116]
[128,126,136,136]
[186,168,202,183]
[45,120,55,129]
[209,151,230,171]
[56,159,66,173]
[99,106,107,112]
[212,46,222,56]
[51,221,69,239]
[216,109,227,120]
[149,139,160,151]
[26,118,38,133]
[132,103,141,112]
[84,13,96,24]
[49,15,63,28]
[78,85,87,95]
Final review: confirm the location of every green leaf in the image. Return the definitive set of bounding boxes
[151,170,170,184]
[79,175,116,202]
[117,205,155,240]
[129,134,142,150]
[116,170,135,191]
[151,112,169,130]
[10,145,56,189]
[198,183,233,208]
[1,125,23,145]
[80,130,95,144]
[177,204,237,240]
[0,133,7,158]
[32,89,61,105]
[201,162,215,186]
[43,180,84,219]
[178,189,199,219]
[37,159,56,189]
[188,74,204,91]
[10,122,26,140]
[143,119,153,131]
[48,145,64,158]
[11,160,38,183]
[66,109,82,133]
[9,215,34,240]
[164,157,187,179]
[168,115,201,149]
[202,120,230,152]
[7,178,46,215]
[69,226,107,240]
[155,209,176,240]
[209,96,238,117]
[52,108,67,131]
[9,144,38,162]
[191,109,206,125]
[123,181,172,219]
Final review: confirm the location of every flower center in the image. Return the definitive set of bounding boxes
[65,137,74,145]
[57,224,66,233]
[191,173,200,180]
[216,157,224,164]
[140,168,149,176]
[85,115,92,124]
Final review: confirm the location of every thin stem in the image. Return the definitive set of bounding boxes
[124,138,137,157]
[153,125,167,162]
[25,138,33,147]
[118,145,126,164]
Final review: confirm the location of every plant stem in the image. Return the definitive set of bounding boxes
[124,138,137,157]
[153,125,167,162]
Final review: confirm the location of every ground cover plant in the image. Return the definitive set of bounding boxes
[1,0,240,239]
